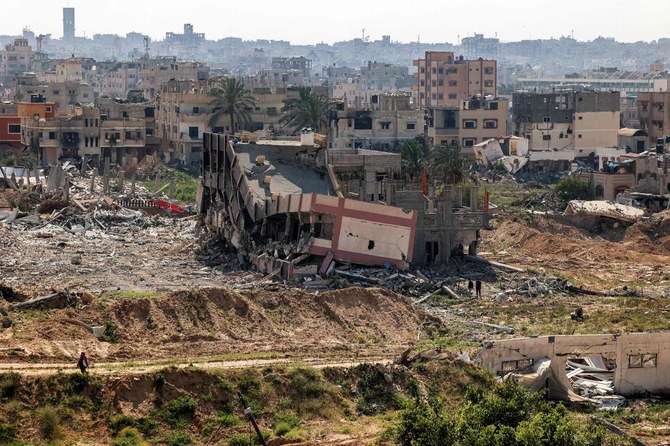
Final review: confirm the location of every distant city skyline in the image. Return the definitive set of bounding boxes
[3,0,669,45]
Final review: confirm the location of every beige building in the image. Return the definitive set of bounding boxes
[0,38,33,83]
[638,92,670,149]
[330,93,423,150]
[21,104,148,167]
[413,51,496,108]
[140,58,210,100]
[578,152,668,200]
[156,79,224,164]
[427,97,509,153]
[478,333,670,398]
[513,91,620,153]
[14,73,95,109]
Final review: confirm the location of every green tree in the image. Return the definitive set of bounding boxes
[207,78,255,133]
[279,86,330,133]
[554,175,591,202]
[399,138,430,180]
[431,144,465,185]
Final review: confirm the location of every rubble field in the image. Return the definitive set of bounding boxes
[482,211,670,294]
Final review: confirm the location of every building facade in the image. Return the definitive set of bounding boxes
[413,51,497,108]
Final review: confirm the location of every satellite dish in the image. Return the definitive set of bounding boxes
[33,114,40,121]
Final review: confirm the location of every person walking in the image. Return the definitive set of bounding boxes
[77,351,89,374]
[475,279,482,299]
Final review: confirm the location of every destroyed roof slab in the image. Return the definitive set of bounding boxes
[235,143,334,198]
[564,200,646,221]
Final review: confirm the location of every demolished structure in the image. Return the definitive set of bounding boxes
[197,132,488,276]
[477,333,670,400]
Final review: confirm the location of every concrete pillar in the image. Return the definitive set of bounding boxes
[470,186,478,211]
[90,168,97,192]
[131,172,137,196]
[64,178,69,202]
[118,171,125,193]
[103,158,110,194]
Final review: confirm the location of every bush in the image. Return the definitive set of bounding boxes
[0,422,17,443]
[67,372,90,394]
[163,430,193,446]
[109,414,137,435]
[37,406,62,441]
[136,417,159,437]
[158,396,197,425]
[0,373,20,398]
[554,176,591,202]
[100,320,119,343]
[112,427,145,446]
[228,431,270,446]
[397,381,608,446]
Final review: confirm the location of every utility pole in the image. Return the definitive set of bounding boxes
[237,391,268,446]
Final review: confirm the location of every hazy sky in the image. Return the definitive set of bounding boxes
[4,0,668,45]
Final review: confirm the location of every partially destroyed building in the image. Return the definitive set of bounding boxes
[197,132,487,275]
[478,333,670,399]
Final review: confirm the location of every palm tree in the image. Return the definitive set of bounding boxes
[431,143,465,185]
[279,87,330,134]
[207,78,255,133]
[399,138,430,180]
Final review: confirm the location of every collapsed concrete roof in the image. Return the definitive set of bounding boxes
[564,200,646,222]
[198,133,417,272]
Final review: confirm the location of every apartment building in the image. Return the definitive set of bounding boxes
[96,62,142,98]
[427,97,509,153]
[0,38,33,84]
[156,79,220,164]
[413,51,497,108]
[512,91,620,155]
[140,57,210,100]
[330,93,423,149]
[637,92,670,150]
[13,72,95,109]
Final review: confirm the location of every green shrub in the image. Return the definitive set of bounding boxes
[158,396,197,425]
[112,427,145,446]
[274,422,292,437]
[100,320,118,343]
[228,433,251,446]
[67,372,89,394]
[37,406,62,441]
[136,417,159,437]
[228,431,270,446]
[0,373,20,399]
[273,412,301,436]
[163,430,193,446]
[109,414,137,435]
[554,176,590,202]
[0,422,17,443]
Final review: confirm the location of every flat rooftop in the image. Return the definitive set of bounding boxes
[235,143,334,198]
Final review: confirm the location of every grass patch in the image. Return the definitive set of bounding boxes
[142,167,198,203]
[37,406,62,441]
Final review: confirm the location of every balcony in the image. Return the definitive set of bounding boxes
[61,133,80,147]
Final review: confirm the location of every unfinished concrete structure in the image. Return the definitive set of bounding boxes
[198,132,487,273]
[478,333,670,398]
[198,133,416,273]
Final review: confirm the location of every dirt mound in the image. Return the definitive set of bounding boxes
[1,287,425,363]
[623,210,670,255]
[482,215,670,290]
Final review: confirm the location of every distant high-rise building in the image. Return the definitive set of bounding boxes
[63,7,75,41]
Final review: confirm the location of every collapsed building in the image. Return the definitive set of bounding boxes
[197,132,488,277]
[477,333,670,399]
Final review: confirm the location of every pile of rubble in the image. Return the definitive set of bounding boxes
[566,356,625,410]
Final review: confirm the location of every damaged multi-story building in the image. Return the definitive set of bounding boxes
[197,131,488,276]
